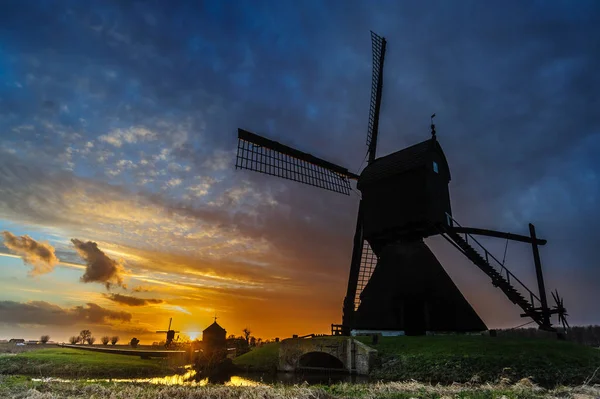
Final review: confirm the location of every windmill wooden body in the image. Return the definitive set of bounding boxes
[234,32,568,336]
[156,318,180,348]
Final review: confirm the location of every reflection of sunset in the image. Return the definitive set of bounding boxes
[97,371,265,387]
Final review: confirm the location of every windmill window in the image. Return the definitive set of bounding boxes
[433,161,439,173]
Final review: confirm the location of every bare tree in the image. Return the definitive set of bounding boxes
[110,336,119,345]
[40,335,50,344]
[101,336,110,345]
[79,330,92,343]
[242,328,251,345]
[86,336,96,345]
[69,336,79,345]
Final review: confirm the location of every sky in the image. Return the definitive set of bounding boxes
[0,0,599,343]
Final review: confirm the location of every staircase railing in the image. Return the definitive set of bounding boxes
[443,213,542,311]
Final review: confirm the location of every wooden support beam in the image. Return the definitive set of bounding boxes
[530,223,551,329]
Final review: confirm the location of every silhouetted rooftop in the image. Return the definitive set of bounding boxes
[203,321,226,334]
[358,138,450,187]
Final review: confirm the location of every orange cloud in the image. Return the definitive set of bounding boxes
[1,231,59,275]
[105,293,163,306]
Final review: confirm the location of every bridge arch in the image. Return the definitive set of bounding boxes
[298,351,344,369]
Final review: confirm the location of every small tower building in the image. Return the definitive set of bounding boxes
[202,320,226,355]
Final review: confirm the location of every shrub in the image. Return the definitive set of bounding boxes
[111,336,119,345]
[130,337,140,348]
[86,337,96,345]
[40,335,50,344]
[69,336,80,345]
[101,336,110,345]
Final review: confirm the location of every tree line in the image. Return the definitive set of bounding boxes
[68,330,140,347]
[496,325,600,347]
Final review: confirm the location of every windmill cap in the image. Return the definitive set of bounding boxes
[358,138,450,189]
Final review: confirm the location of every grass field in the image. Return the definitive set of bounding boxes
[231,336,600,387]
[0,375,599,399]
[0,343,60,354]
[355,335,600,387]
[0,348,182,378]
[1,336,599,392]
[233,342,281,372]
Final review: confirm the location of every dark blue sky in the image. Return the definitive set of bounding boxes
[0,0,599,339]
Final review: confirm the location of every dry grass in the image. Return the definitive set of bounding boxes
[0,343,59,355]
[1,376,599,399]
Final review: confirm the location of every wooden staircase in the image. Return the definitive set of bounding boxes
[438,217,553,331]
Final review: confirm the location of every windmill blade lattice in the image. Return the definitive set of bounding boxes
[365,31,387,162]
[354,240,378,310]
[236,129,357,195]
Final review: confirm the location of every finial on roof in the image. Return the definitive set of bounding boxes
[430,113,436,139]
[214,313,218,323]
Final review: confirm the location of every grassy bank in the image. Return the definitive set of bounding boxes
[356,335,600,386]
[1,375,599,398]
[233,342,280,371]
[0,348,180,378]
[232,336,600,387]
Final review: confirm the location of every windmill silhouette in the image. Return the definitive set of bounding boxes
[156,318,180,348]
[234,31,568,336]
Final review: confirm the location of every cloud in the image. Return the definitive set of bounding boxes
[165,177,182,188]
[98,127,157,147]
[185,176,216,198]
[162,305,192,315]
[0,301,131,326]
[71,239,126,289]
[1,231,59,275]
[105,293,163,306]
[74,302,132,323]
[131,286,152,293]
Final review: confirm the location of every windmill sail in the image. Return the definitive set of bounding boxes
[354,240,378,310]
[366,31,387,163]
[341,32,387,333]
[236,129,358,195]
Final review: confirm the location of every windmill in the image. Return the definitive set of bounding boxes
[156,318,180,348]
[234,32,568,336]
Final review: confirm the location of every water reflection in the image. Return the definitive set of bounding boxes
[34,368,369,386]
[108,367,202,386]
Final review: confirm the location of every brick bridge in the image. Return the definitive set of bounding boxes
[278,337,377,375]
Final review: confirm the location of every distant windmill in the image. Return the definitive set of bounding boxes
[234,31,568,336]
[156,318,180,348]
